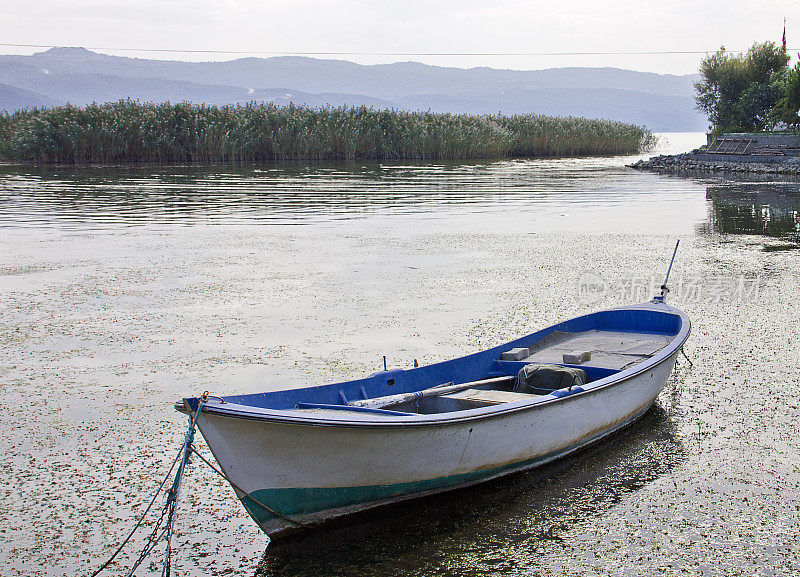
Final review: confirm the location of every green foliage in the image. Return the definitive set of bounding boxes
[746,42,790,83]
[0,100,654,164]
[771,60,800,128]
[695,42,789,133]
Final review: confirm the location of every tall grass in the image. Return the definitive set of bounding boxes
[492,114,657,157]
[0,100,654,164]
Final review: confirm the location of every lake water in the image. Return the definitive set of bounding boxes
[1,133,799,576]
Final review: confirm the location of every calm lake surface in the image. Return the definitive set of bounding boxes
[1,133,799,576]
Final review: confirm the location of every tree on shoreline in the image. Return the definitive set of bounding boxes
[695,42,789,134]
[770,60,800,128]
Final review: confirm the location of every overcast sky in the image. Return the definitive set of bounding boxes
[4,0,800,75]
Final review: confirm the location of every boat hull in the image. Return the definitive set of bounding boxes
[195,348,680,537]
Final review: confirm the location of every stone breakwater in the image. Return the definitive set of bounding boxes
[629,152,800,175]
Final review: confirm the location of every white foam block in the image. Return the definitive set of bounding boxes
[562,350,591,364]
[500,348,529,361]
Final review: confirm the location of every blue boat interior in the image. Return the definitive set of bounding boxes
[208,306,683,416]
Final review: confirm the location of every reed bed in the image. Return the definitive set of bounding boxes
[0,101,654,164]
[493,114,657,157]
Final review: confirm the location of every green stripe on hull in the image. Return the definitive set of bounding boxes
[242,461,513,524]
[240,406,652,525]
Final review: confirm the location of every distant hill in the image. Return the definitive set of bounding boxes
[0,47,707,131]
[0,82,58,111]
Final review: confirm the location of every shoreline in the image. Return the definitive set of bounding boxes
[629,152,800,175]
[0,151,646,169]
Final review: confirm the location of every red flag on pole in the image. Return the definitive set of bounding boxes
[783,18,787,53]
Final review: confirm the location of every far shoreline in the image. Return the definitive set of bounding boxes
[0,150,652,169]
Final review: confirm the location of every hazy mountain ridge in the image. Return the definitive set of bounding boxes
[0,48,707,131]
[0,83,58,110]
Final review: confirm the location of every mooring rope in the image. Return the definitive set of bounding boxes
[160,396,206,577]
[87,392,310,577]
[87,394,206,577]
[87,444,183,577]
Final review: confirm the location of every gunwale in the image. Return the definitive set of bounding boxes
[180,301,691,429]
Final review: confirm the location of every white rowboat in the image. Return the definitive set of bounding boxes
[177,298,690,538]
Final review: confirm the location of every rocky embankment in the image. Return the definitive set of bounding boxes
[629,152,800,175]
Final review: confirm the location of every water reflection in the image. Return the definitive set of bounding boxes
[257,404,683,577]
[704,182,800,248]
[0,160,705,233]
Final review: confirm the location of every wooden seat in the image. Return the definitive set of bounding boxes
[441,388,541,407]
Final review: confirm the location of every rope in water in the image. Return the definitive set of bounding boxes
[160,396,206,577]
[88,392,310,576]
[87,444,183,577]
[87,394,206,577]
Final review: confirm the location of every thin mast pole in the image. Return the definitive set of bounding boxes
[657,240,680,302]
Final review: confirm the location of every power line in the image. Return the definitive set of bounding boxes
[0,42,790,57]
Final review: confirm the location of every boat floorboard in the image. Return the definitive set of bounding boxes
[523,329,673,370]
